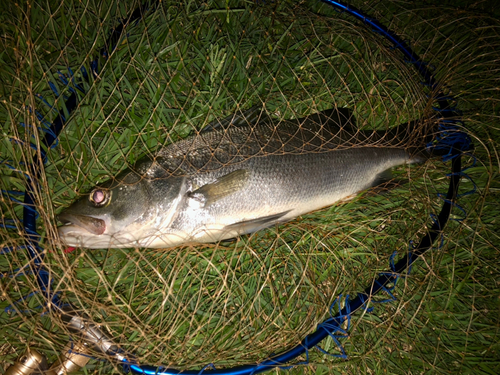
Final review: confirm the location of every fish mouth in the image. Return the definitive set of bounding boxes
[57,213,107,235]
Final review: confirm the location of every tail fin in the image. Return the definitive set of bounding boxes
[405,116,473,163]
[426,120,474,161]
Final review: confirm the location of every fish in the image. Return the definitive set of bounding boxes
[57,106,435,249]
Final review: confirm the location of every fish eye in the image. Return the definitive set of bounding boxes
[89,188,111,207]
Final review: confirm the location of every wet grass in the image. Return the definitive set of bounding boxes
[0,0,499,374]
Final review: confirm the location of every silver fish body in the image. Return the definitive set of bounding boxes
[58,107,431,249]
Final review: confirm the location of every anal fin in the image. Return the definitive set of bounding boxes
[372,169,394,188]
[368,169,407,196]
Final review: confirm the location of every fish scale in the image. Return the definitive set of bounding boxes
[57,107,432,249]
[163,147,409,247]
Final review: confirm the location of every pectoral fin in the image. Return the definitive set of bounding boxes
[191,169,249,206]
[223,210,292,236]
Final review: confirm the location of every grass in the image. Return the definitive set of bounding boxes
[0,0,499,374]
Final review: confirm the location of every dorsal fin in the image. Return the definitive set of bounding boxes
[292,107,356,133]
[201,105,270,133]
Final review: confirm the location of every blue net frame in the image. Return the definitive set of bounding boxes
[5,0,473,374]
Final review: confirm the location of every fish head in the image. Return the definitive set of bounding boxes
[57,161,186,249]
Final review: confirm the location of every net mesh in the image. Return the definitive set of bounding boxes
[1,0,498,374]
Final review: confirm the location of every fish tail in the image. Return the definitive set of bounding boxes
[406,118,464,163]
[384,116,450,163]
[407,147,432,164]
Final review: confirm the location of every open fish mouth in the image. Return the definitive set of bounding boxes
[57,216,157,249]
[57,213,106,235]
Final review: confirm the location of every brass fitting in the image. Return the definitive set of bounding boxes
[45,341,91,375]
[4,350,47,375]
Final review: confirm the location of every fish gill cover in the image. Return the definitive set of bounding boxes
[0,0,498,374]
